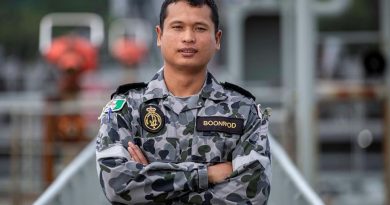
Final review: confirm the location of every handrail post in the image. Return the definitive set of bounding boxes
[295,0,317,185]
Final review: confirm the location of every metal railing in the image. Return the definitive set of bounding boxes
[34,134,324,205]
[0,94,107,204]
[33,141,108,205]
[268,135,325,205]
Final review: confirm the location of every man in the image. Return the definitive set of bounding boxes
[96,0,271,204]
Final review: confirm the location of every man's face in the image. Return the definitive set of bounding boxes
[156,1,222,72]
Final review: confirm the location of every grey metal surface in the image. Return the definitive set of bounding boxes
[226,2,280,85]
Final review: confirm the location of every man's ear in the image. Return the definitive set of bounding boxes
[156,25,162,47]
[215,30,222,50]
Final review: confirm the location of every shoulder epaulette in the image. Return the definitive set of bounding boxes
[110,82,147,99]
[222,82,256,101]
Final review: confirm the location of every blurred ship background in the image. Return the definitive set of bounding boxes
[0,0,389,204]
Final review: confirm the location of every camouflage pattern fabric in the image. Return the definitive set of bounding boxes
[96,69,271,204]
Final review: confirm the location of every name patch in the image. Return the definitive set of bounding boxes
[196,117,244,135]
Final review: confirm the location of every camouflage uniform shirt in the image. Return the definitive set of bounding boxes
[96,69,271,204]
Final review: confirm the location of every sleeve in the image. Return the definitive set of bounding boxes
[95,98,209,204]
[180,104,271,205]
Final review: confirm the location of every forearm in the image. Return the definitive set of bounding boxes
[183,104,272,205]
[97,145,208,204]
[182,160,270,205]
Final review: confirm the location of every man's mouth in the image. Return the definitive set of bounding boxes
[178,48,198,54]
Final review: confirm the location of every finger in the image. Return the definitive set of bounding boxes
[127,146,136,161]
[128,146,142,163]
[128,141,135,148]
[128,142,149,165]
[129,144,148,165]
[131,144,149,165]
[127,146,138,162]
[127,142,137,158]
[127,146,132,157]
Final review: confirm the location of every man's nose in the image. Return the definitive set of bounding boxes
[182,29,195,43]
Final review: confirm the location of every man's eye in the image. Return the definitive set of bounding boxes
[195,27,207,32]
[172,25,182,30]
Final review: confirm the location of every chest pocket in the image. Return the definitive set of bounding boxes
[191,131,239,163]
[136,127,182,163]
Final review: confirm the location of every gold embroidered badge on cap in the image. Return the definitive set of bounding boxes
[141,105,165,133]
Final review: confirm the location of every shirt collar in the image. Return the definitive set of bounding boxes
[143,69,169,102]
[199,72,227,101]
[143,68,227,103]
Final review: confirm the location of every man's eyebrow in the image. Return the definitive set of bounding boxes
[168,20,184,25]
[194,22,209,27]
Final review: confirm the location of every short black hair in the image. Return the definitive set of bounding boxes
[159,0,219,33]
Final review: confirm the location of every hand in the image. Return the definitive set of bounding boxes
[207,162,233,184]
[128,142,149,165]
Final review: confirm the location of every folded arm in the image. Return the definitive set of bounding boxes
[181,105,272,204]
[123,104,272,204]
[96,110,208,204]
